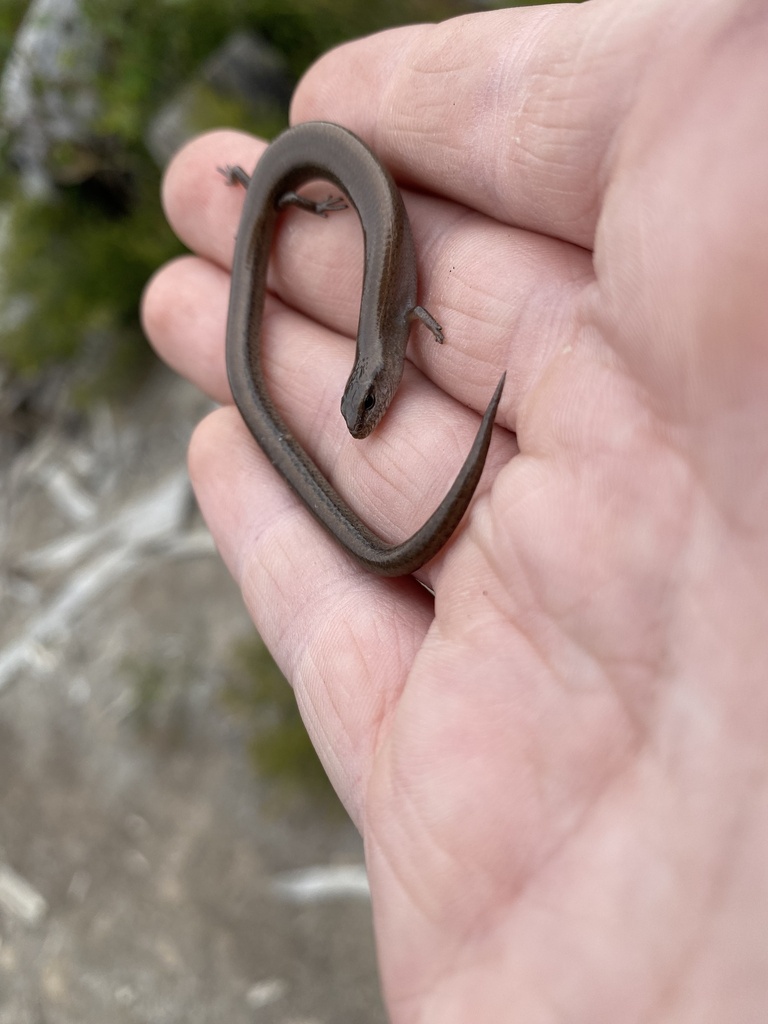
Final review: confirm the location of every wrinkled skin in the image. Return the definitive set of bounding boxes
[142,1,768,1020]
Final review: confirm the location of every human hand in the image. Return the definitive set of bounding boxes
[142,1,768,1020]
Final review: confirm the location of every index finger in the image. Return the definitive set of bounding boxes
[292,2,663,248]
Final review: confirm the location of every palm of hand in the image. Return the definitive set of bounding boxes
[358,15,768,1021]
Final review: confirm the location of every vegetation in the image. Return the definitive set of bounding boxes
[0,0,470,395]
[223,636,343,810]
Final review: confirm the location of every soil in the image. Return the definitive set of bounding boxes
[0,366,386,1024]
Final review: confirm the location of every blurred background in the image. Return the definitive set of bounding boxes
[0,1,574,1021]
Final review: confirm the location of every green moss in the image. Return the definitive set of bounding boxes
[1,175,178,375]
[0,0,26,64]
[123,655,192,751]
[181,81,288,143]
[122,638,343,810]
[224,636,343,812]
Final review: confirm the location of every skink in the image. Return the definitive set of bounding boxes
[223,120,505,577]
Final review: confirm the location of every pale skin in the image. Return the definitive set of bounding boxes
[141,0,768,1020]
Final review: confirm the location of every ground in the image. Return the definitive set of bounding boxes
[0,365,385,1024]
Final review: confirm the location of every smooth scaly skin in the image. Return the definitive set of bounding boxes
[224,121,505,576]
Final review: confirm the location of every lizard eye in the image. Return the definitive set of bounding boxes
[363,391,376,413]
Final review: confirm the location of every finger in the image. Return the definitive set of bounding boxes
[142,255,230,404]
[147,130,592,426]
[189,404,434,824]
[292,2,667,248]
[160,129,266,272]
